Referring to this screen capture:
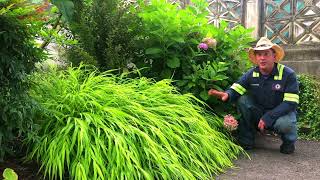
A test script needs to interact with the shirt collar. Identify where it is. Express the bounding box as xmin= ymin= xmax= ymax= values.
xmin=254 ymin=63 xmax=279 ymax=76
